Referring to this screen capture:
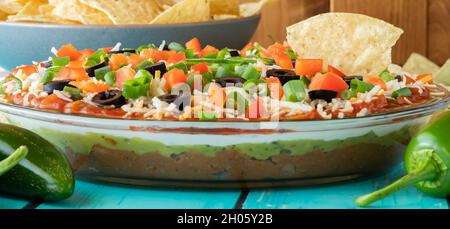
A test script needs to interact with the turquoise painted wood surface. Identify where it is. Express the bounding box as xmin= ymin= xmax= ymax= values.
xmin=0 ymin=195 xmax=29 ymax=209
xmin=242 ymin=164 xmax=449 ymax=209
xmin=38 ymin=180 xmax=241 ymax=209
